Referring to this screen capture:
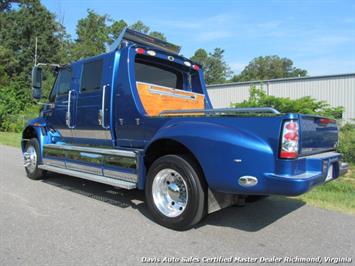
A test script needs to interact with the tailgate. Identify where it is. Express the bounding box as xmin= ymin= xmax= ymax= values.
xmin=300 ymin=115 xmax=338 ymax=156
